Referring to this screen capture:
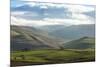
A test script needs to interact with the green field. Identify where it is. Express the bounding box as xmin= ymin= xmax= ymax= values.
xmin=11 ymin=49 xmax=95 ymax=66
